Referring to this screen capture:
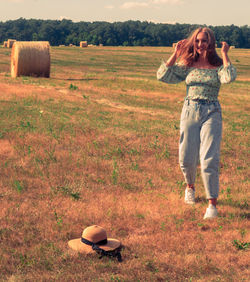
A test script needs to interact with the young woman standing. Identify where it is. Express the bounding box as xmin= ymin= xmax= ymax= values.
xmin=157 ymin=27 xmax=236 ymax=219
